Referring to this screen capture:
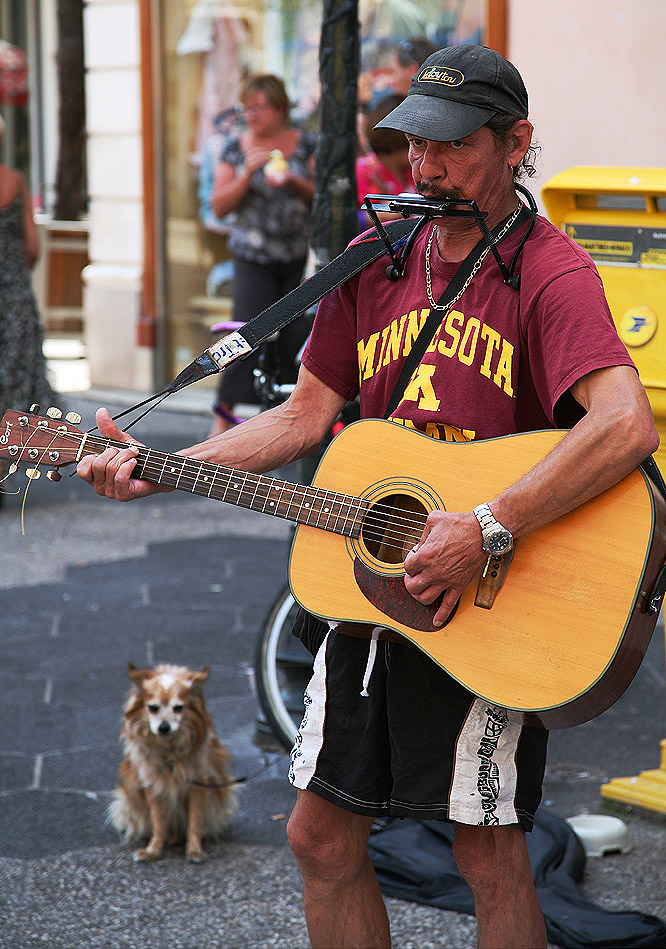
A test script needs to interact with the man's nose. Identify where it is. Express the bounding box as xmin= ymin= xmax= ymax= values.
xmin=415 ymin=143 xmax=443 ymax=180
